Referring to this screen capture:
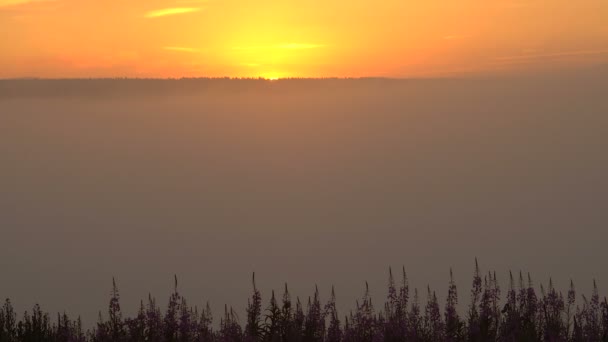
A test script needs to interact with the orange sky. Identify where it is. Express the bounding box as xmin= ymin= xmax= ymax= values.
xmin=1 ymin=0 xmax=607 ymax=78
